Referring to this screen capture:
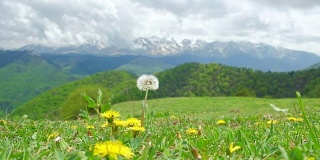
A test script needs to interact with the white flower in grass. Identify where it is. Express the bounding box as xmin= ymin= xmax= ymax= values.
xmin=137 ymin=74 xmax=159 ymax=91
